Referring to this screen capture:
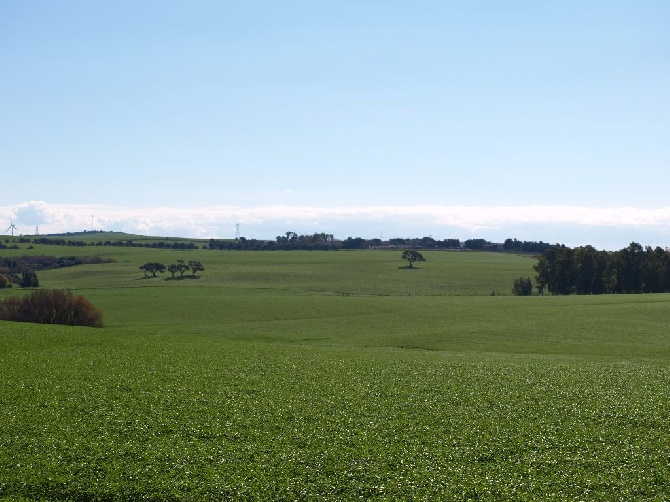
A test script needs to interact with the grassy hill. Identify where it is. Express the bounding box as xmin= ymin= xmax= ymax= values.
xmin=1 ymin=240 xmax=669 ymax=499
